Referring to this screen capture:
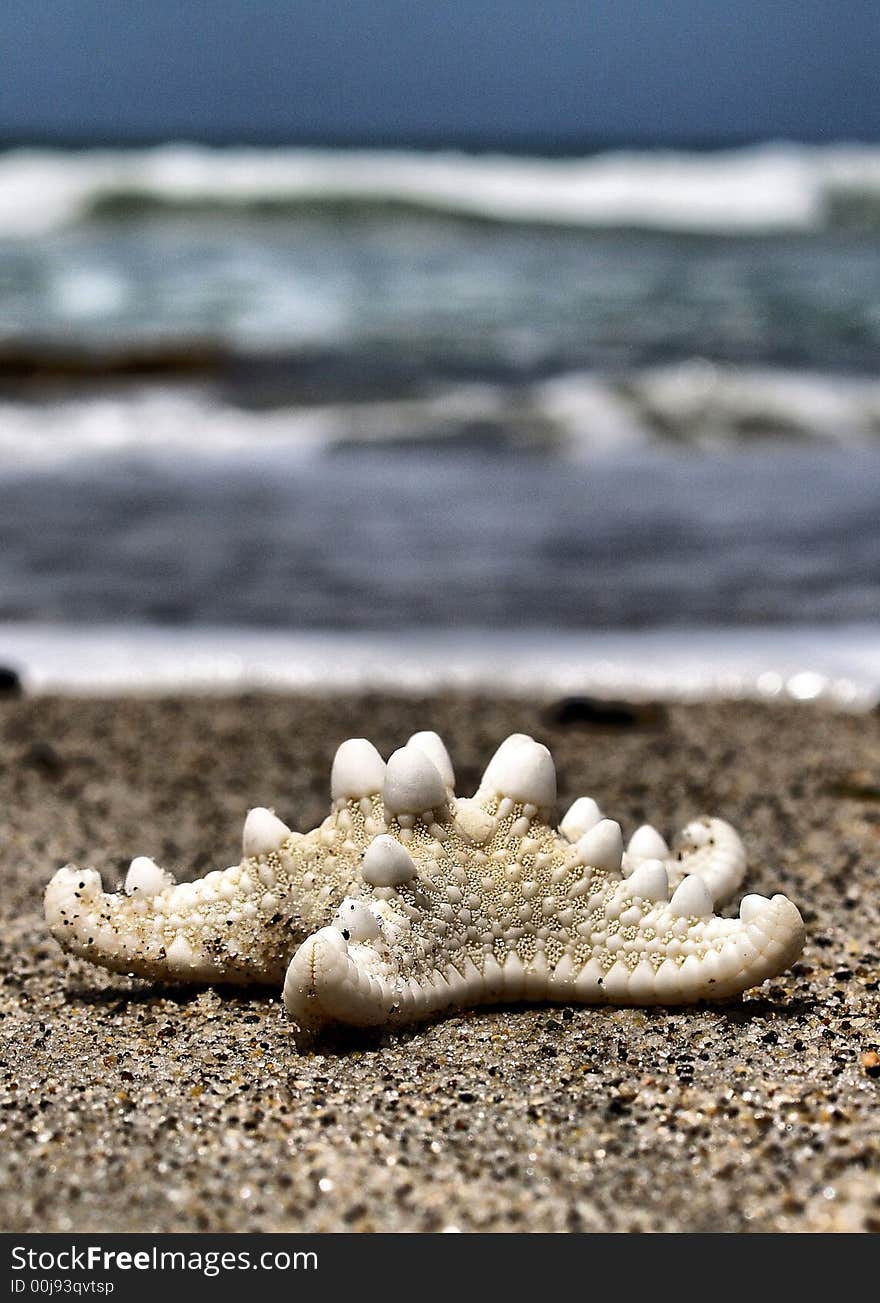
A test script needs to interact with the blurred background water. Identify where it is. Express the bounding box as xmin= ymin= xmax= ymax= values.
xmin=0 ymin=3 xmax=878 ymax=692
